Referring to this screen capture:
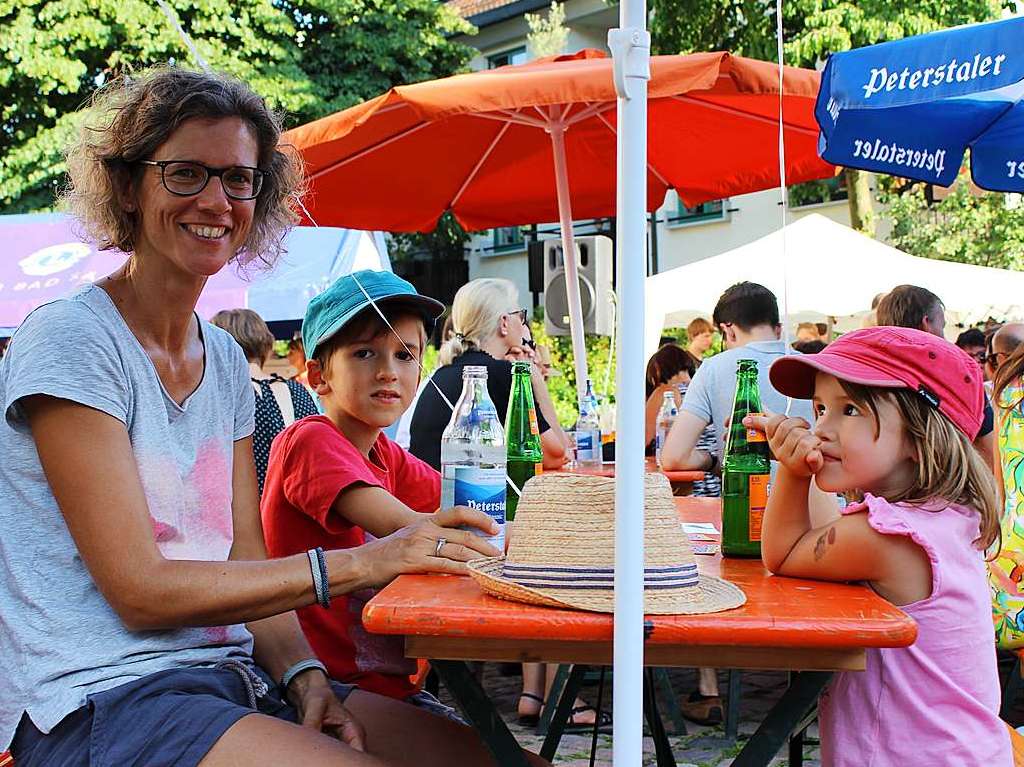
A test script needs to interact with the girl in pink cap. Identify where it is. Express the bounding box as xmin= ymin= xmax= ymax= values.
xmin=746 ymin=326 xmax=1010 ymax=766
